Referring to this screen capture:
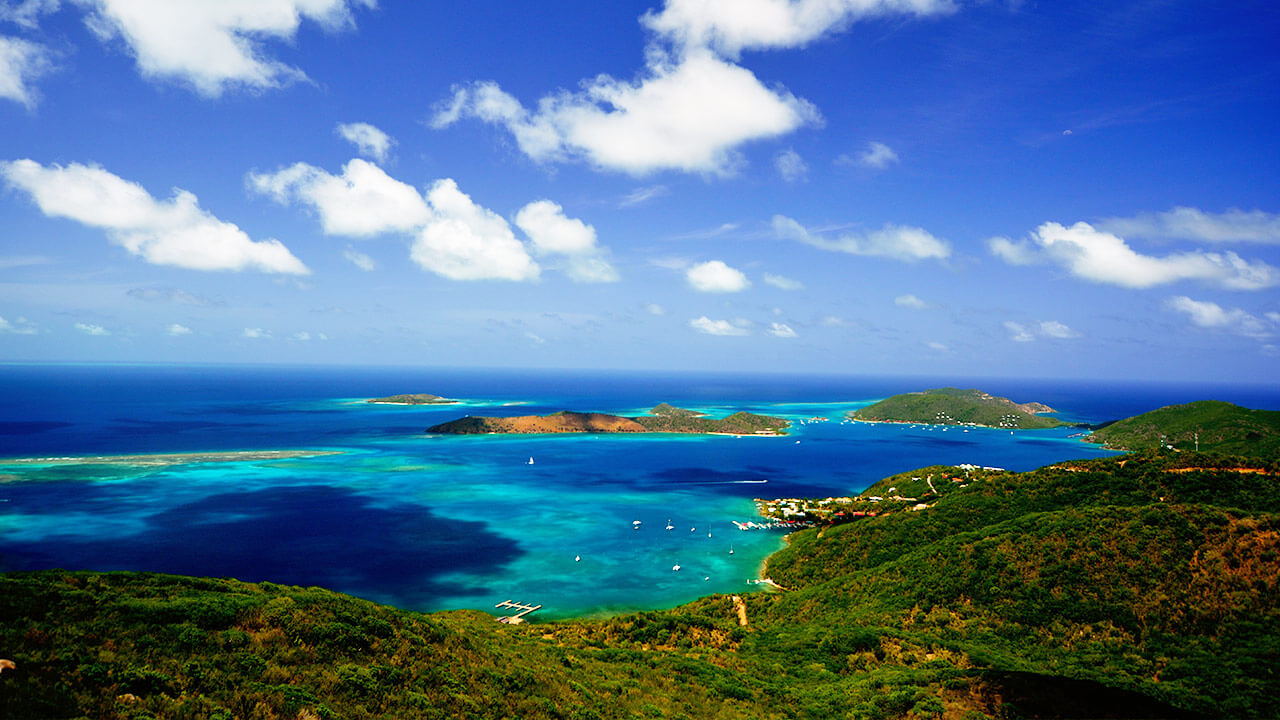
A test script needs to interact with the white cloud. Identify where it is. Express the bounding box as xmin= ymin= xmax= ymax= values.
xmin=894 ymin=293 xmax=928 ymax=309
xmin=1005 ymin=319 xmax=1081 ymax=342
xmin=127 ymin=287 xmax=220 ymax=306
xmin=642 ymin=0 xmax=956 ymax=56
xmin=432 ymin=50 xmax=820 ymax=176
xmin=74 ymin=322 xmax=109 ymax=336
xmin=619 ymin=185 xmax=669 ymax=207
xmin=774 ymin=215 xmax=950 ymax=262
xmin=763 ymin=273 xmax=803 ymax=290
xmin=1003 ymin=321 xmax=1034 ymax=343
xmin=0 ymin=1 xmax=60 ymax=29
xmin=0 ymin=314 xmax=38 ymax=334
xmin=336 ymin=122 xmax=393 ymax=163
xmin=243 ymin=327 xmax=270 ymax=339
xmin=1038 ymin=320 xmax=1080 ymax=339
xmin=842 ymin=141 xmax=898 ymax=169
xmin=2 ymin=159 xmax=309 ymax=274
xmin=79 ymin=0 xmax=375 ymax=97
xmin=249 ymin=159 xmax=431 ymax=238
xmin=1268 ymin=312 xmax=1280 ymax=325
xmin=292 ymin=331 xmax=311 ymax=341
xmin=686 ymin=259 xmax=750 ymax=292
xmin=927 ymin=341 xmax=948 ymax=352
xmin=1097 ymin=207 xmax=1280 ymax=244
xmin=690 ymin=316 xmax=749 ymax=336
xmin=525 ymin=331 xmax=546 ymax=345
xmin=819 ymin=315 xmax=845 ymax=327
xmin=775 ymin=148 xmax=807 ymax=182
xmin=0 ymin=35 xmax=53 ymax=108
xmin=343 ymin=246 xmax=375 ymax=271
xmin=166 ymin=323 xmax=191 ymax=336
xmin=645 ymin=303 xmax=667 ymax=316
xmin=1167 ymin=296 xmax=1271 ymax=339
xmin=768 ymin=322 xmax=797 ymax=338
xmin=411 ymin=179 xmax=539 ymax=282
xmin=991 ymin=221 xmax=1278 ymax=290
xmin=514 ymin=200 xmax=618 ymax=283
xmin=986 ymin=236 xmax=1040 ymax=265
